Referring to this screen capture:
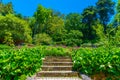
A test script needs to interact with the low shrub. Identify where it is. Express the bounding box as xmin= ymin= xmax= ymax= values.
xmin=0 ymin=47 xmax=43 ymax=80
xmin=0 ymin=44 xmax=13 ymax=50
xmin=40 ymin=46 xmax=71 ymax=57
xmin=64 ymin=30 xmax=83 ymax=46
xmin=72 ymin=47 xmax=120 ymax=79
xmin=33 ymin=33 xmax=52 ymax=45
